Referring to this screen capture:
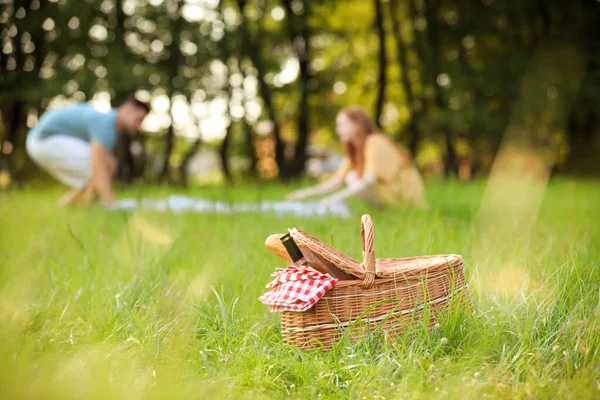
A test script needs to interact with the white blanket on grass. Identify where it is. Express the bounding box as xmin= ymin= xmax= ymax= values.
xmin=106 ymin=195 xmax=351 ymax=218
